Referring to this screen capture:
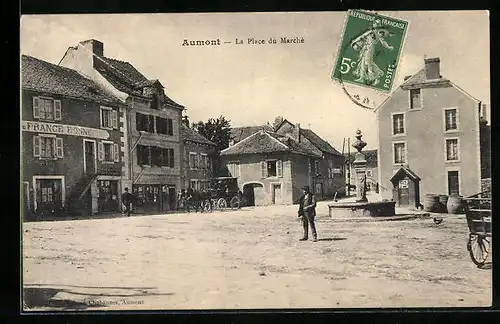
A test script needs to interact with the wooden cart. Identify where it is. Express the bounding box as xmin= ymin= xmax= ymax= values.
xmin=464 ymin=192 xmax=491 ymax=267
